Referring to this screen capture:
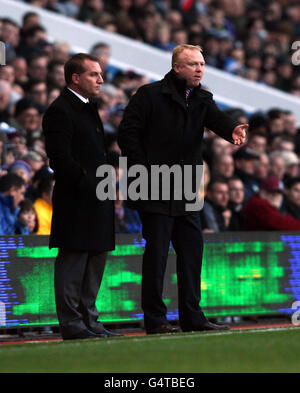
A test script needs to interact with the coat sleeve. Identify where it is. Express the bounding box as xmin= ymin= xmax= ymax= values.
xmin=203 ymin=94 xmax=240 ymax=143
xmin=118 ymin=87 xmax=149 ymax=167
xmin=42 ymin=104 xmax=87 ymax=189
